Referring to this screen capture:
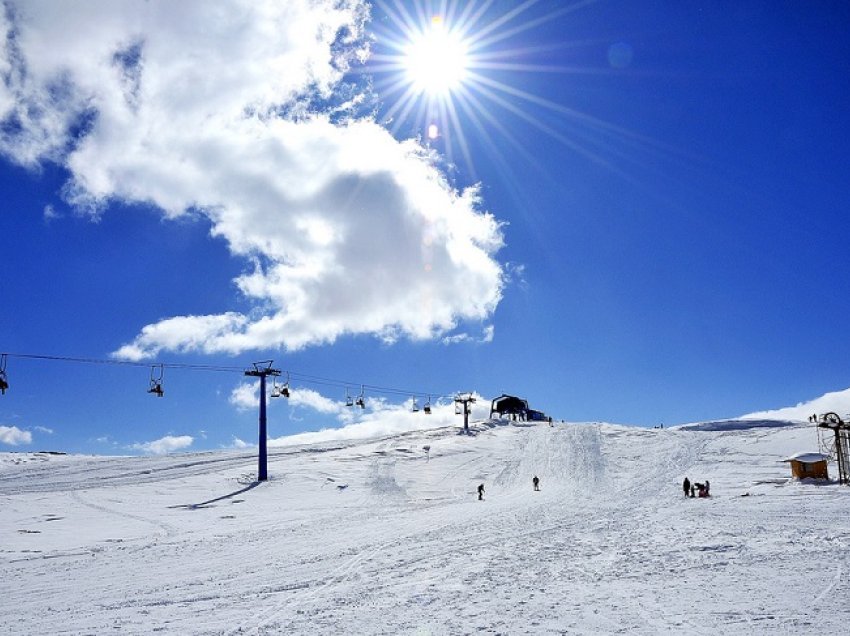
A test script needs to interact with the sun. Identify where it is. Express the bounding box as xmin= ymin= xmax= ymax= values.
xmin=402 ymin=16 xmax=469 ymax=96
xmin=367 ymin=2 xmax=647 ymax=186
